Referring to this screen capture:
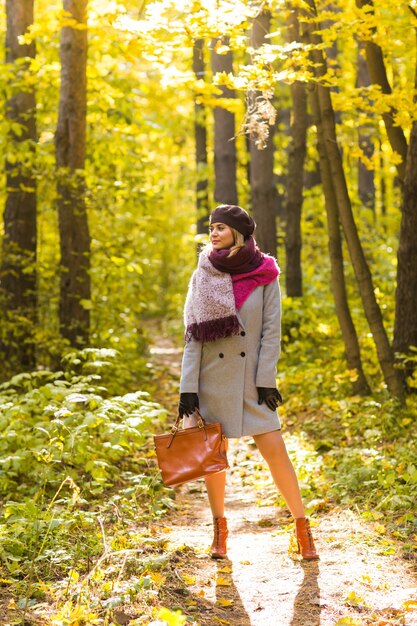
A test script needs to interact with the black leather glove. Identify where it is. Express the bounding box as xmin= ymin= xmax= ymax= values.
xmin=178 ymin=392 xmax=199 ymax=417
xmin=257 ymin=387 xmax=282 ymax=411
